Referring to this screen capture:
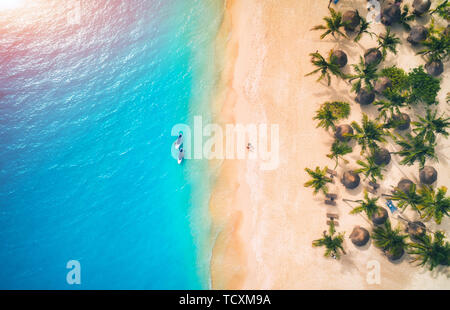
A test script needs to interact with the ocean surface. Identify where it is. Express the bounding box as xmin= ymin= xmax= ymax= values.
xmin=0 ymin=0 xmax=222 ymax=289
